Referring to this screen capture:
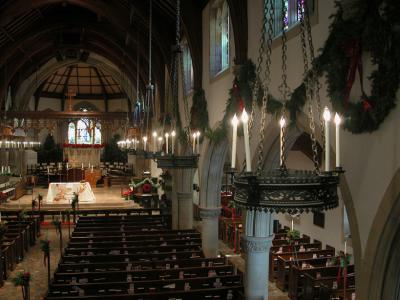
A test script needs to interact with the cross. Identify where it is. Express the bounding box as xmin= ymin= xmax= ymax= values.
xmin=65 ymin=88 xmax=76 ymax=111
